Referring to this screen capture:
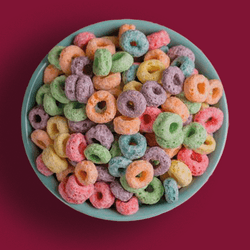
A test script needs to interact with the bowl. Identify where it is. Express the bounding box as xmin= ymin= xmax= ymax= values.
xmin=21 ymin=19 xmax=229 ymax=221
